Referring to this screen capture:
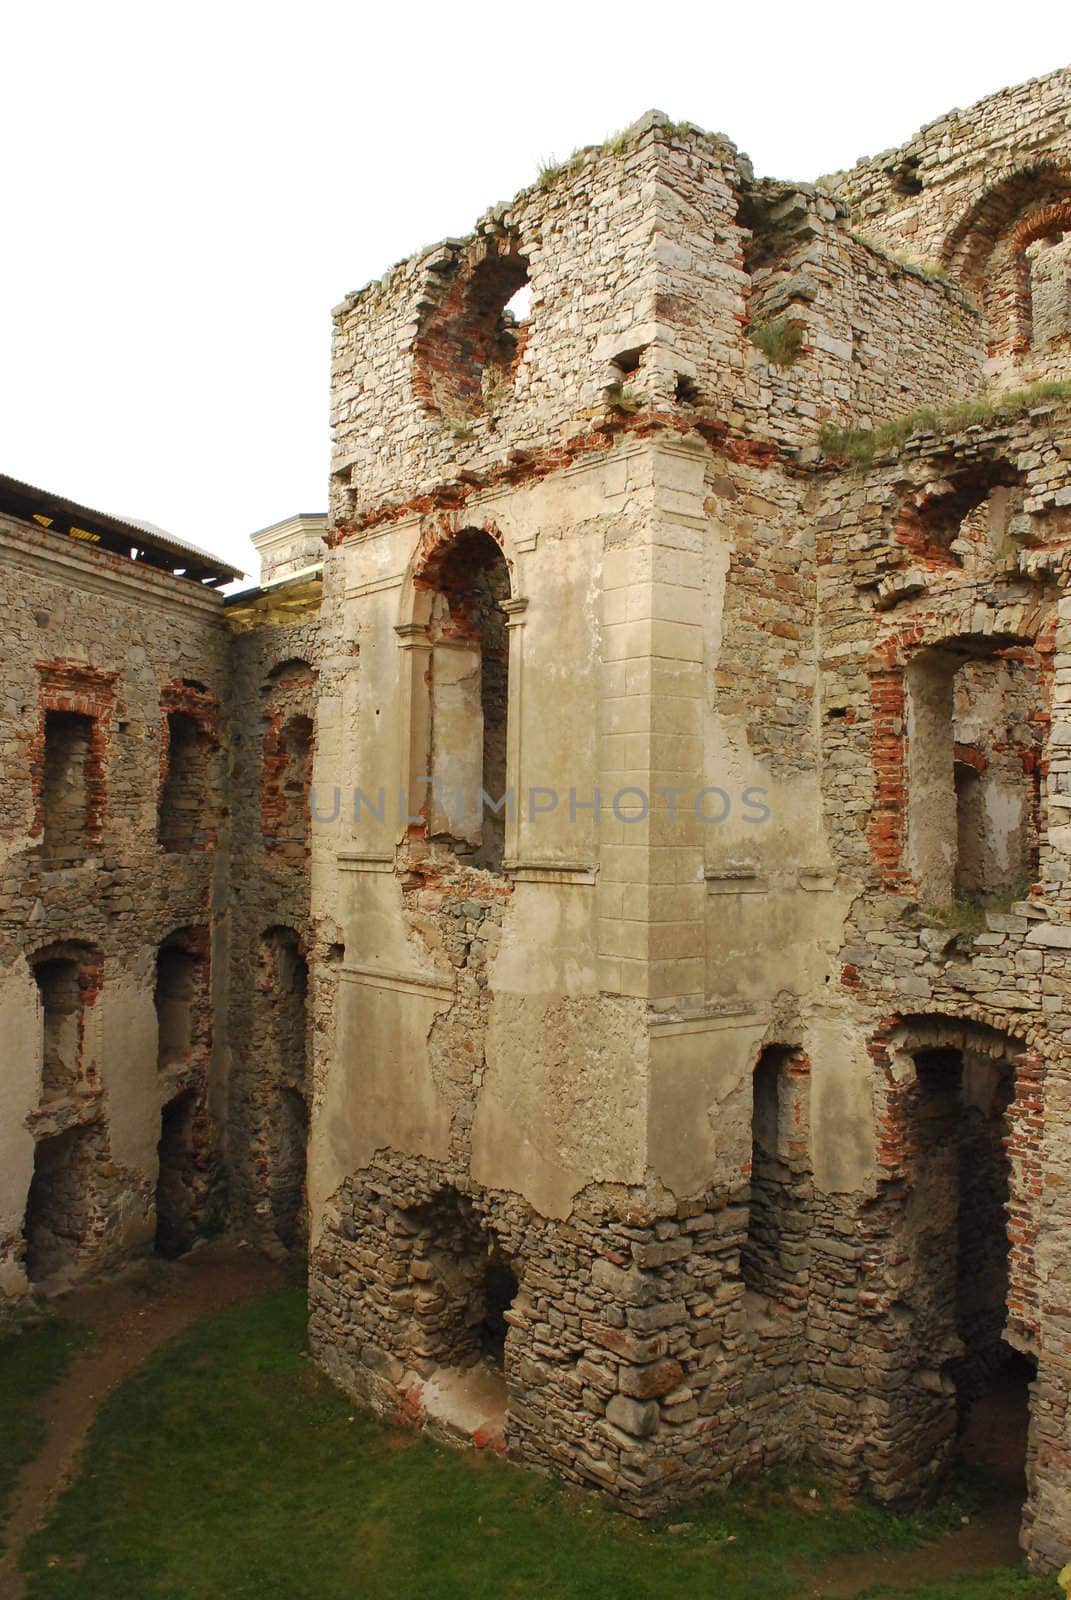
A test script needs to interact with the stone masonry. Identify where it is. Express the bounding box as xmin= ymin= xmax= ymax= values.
xmin=307 ymin=67 xmax=1071 ymax=1575
xmin=3 ymin=64 xmax=1071 ymax=1577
